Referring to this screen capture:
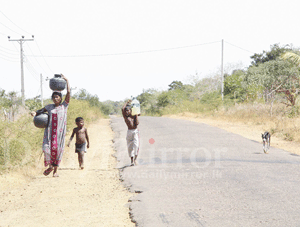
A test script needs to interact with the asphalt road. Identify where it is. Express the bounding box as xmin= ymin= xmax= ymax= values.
xmin=111 ymin=116 xmax=300 ymax=227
